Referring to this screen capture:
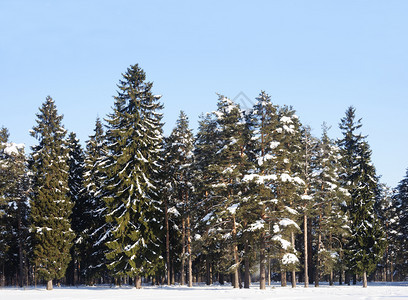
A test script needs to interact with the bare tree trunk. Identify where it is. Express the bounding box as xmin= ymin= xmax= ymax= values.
xmin=46 ymin=279 xmax=53 ymax=290
xmin=244 ymin=243 xmax=250 ymax=288
xmin=315 ymin=230 xmax=321 ymax=287
xmin=291 ymin=231 xmax=296 ymax=288
xmin=164 ymin=197 xmax=171 ymax=285
xmin=181 ymin=217 xmax=186 ymax=285
xmin=304 ymin=214 xmax=309 ymax=287
xmin=329 ymin=270 xmax=334 ymax=286
xmin=187 ymin=213 xmax=193 ymax=287
xmin=390 ymin=263 xmax=394 ymax=282
xmin=232 ymin=215 xmax=240 ymax=289
xmin=260 ymin=234 xmax=266 ymax=289
xmin=206 ymin=257 xmax=211 ymax=285
xmin=268 ymin=257 xmax=271 ymax=286
xmin=135 ymin=275 xmax=142 ymax=289
xmin=363 ymin=271 xmax=367 ymax=288
xmin=171 ymin=259 xmax=175 ymax=284
xmin=281 ymin=271 xmax=287 ymax=287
